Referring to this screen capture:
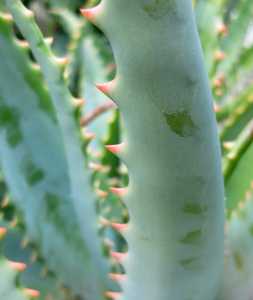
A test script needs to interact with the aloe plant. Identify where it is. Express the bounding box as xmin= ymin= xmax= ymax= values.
xmin=0 ymin=0 xmax=253 ymax=300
